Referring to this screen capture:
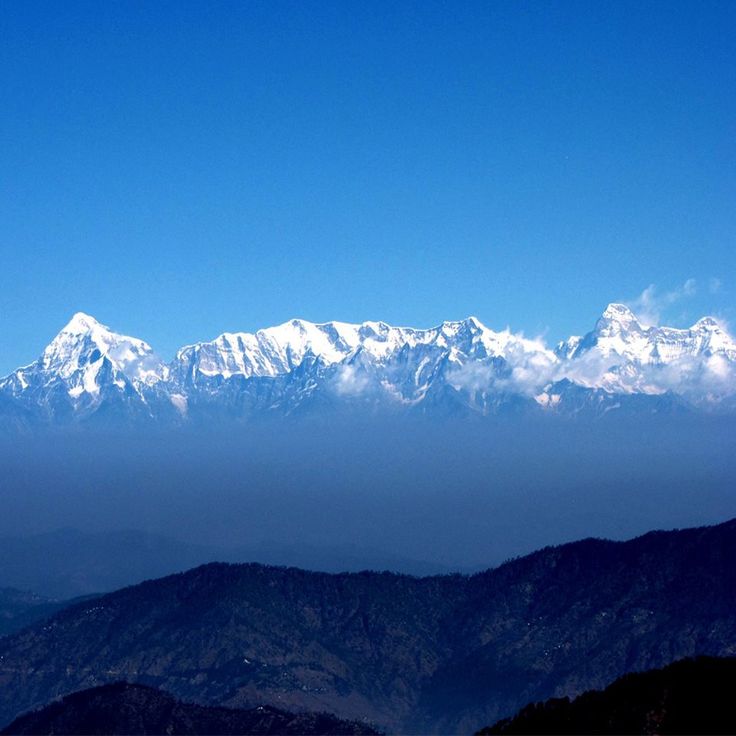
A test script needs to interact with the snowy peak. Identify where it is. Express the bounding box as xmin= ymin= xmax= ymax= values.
xmin=681 ymin=316 xmax=736 ymax=359
xmin=597 ymin=303 xmax=642 ymax=331
xmin=572 ymin=305 xmax=736 ymax=364
xmin=567 ymin=303 xmax=649 ymax=361
xmin=439 ymin=316 xmax=484 ymax=334
xmin=176 ymin=316 xmax=554 ymax=385
xmin=60 ymin=311 xmax=106 ymax=334
xmin=41 ymin=313 xmax=162 ymax=383
xmin=687 ymin=315 xmax=731 ymax=343
xmin=257 ymin=319 xmax=361 ymax=367
xmin=692 ymin=316 xmax=720 ymax=329
xmin=552 ymin=305 xmax=736 ymax=400
xmin=601 ymin=303 xmax=637 ymax=321
xmin=0 ymin=313 xmax=167 ymax=412
xmin=176 ymin=319 xmax=364 ymax=381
